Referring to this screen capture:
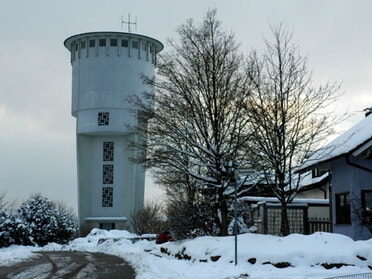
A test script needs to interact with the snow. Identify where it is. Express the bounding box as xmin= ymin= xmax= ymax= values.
xmin=301 ymin=114 xmax=372 ymax=170
xmin=239 ymin=196 xmax=329 ymax=205
xmin=298 ymin=171 xmax=329 ymax=189
xmin=0 ymin=245 xmax=40 ymax=266
xmin=1 ymin=229 xmax=371 ymax=278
